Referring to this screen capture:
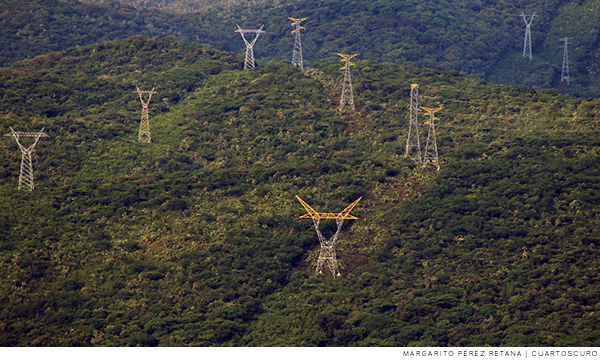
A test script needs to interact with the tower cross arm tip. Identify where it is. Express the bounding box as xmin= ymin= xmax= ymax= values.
xmin=338 ymin=197 xmax=362 ymax=219
xmin=296 ymin=196 xmax=362 ymax=219
xmin=296 ymin=195 xmax=320 ymax=218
